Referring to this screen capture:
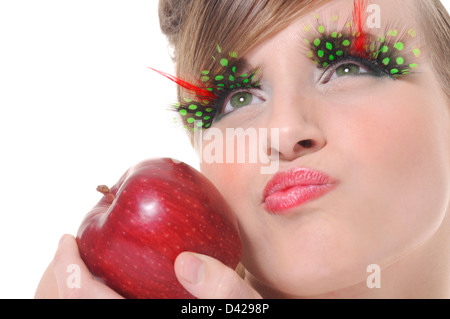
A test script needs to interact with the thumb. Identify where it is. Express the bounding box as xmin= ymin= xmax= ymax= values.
xmin=174 ymin=252 xmax=261 ymax=299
